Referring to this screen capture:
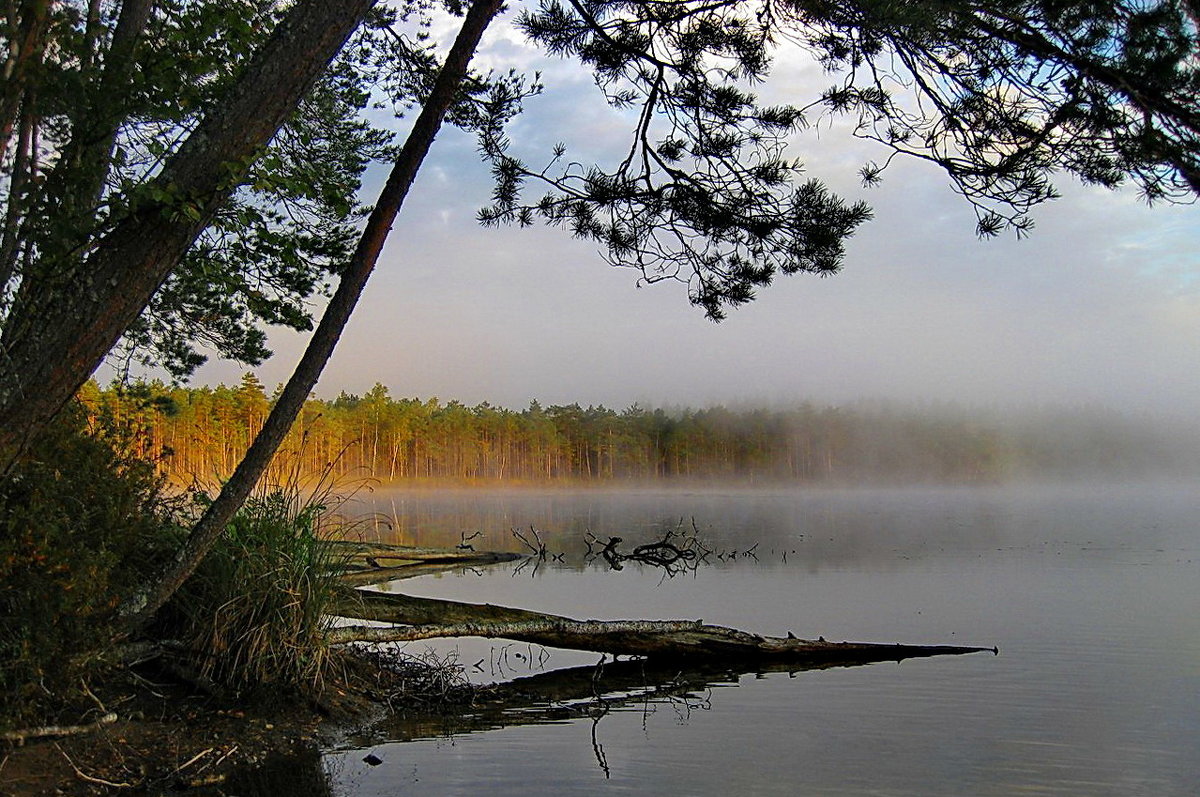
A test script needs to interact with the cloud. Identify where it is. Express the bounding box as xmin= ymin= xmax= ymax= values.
xmin=167 ymin=12 xmax=1200 ymax=423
